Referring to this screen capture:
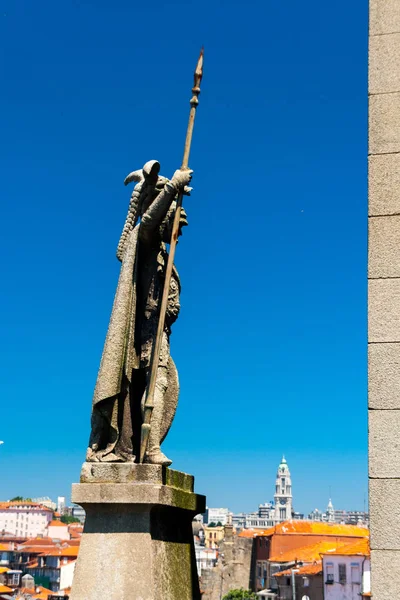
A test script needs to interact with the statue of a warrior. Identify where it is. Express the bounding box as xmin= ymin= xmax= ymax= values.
xmin=86 ymin=160 xmax=193 ymax=466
